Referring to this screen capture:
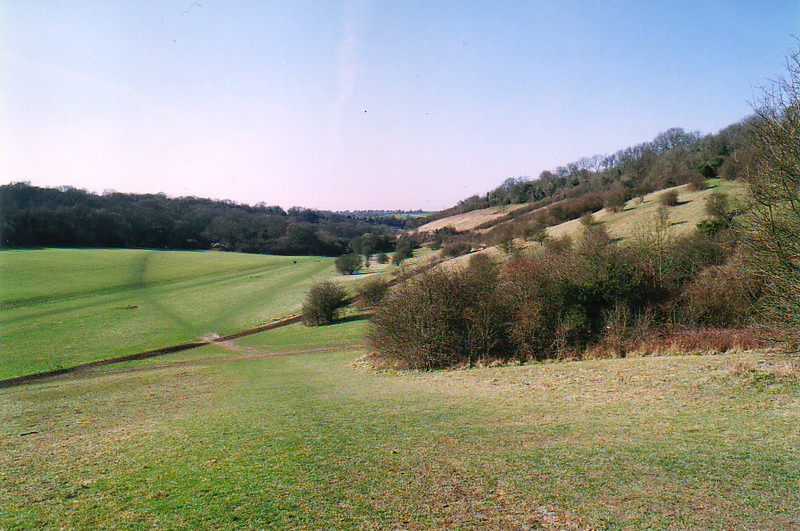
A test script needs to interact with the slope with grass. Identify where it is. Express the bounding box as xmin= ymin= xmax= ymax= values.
xmin=414 ymin=203 xmax=531 ymax=233
xmin=546 ymin=179 xmax=745 ymax=242
xmin=0 ymin=249 xmax=335 ymax=379
xmin=1 ymin=317 xmax=797 ymax=529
